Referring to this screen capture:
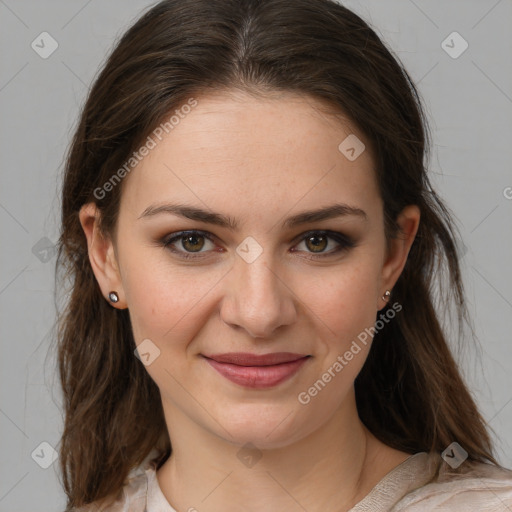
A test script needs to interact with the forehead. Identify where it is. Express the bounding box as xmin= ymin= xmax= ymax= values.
xmin=119 ymin=90 xmax=380 ymax=222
